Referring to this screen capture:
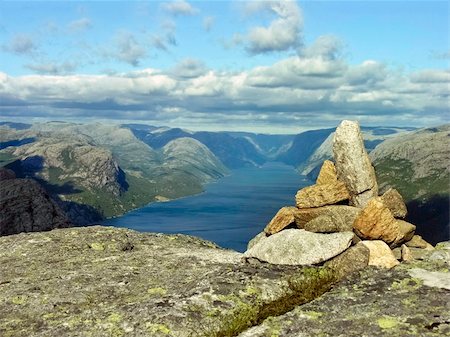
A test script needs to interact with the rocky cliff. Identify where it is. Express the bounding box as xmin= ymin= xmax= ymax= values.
xmin=0 ymin=168 xmax=71 ymax=235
